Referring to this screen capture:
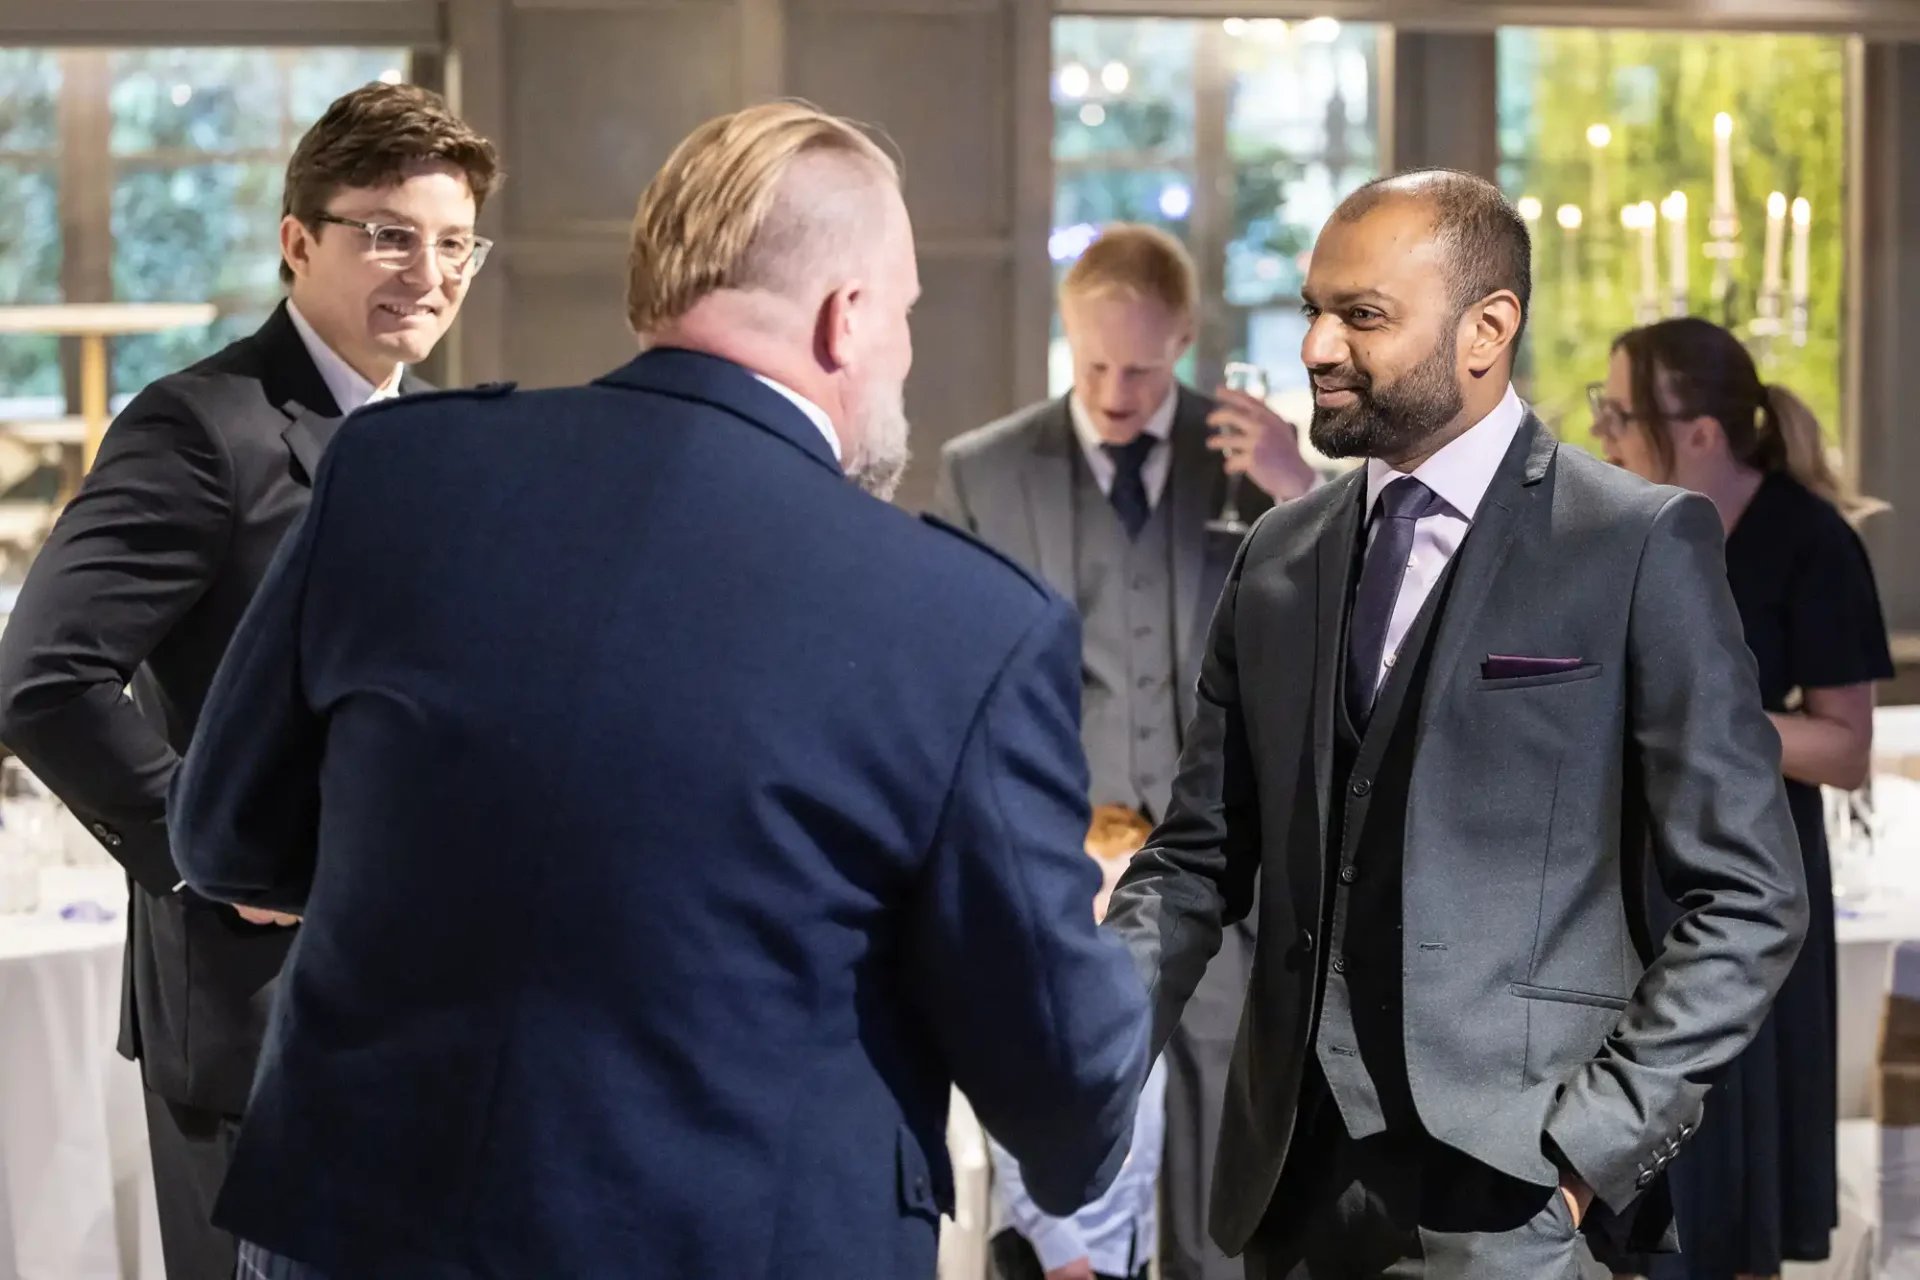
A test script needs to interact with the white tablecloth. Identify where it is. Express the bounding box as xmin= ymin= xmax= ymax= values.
xmin=0 ymin=867 xmax=161 ymax=1280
